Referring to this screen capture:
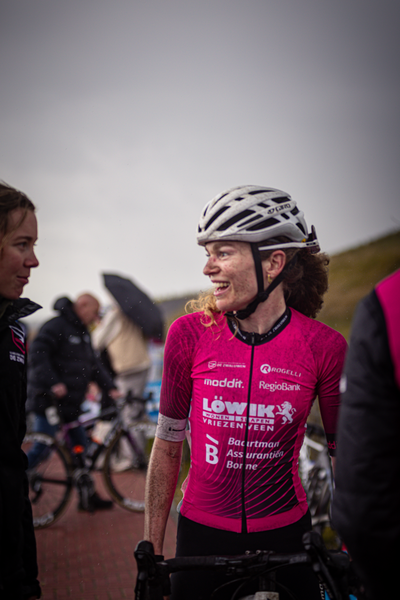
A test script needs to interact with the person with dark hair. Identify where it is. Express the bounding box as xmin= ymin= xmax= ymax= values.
xmin=332 ymin=268 xmax=400 ymax=600
xmin=144 ymin=186 xmax=347 ymax=600
xmin=26 ymin=293 xmax=121 ymax=511
xmin=0 ymin=181 xmax=41 ymax=599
